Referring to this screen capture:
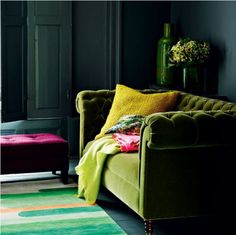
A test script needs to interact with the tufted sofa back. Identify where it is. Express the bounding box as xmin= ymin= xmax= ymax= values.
xmin=76 ymin=89 xmax=236 ymax=158
xmin=176 ymin=93 xmax=236 ymax=112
